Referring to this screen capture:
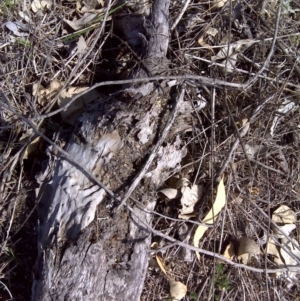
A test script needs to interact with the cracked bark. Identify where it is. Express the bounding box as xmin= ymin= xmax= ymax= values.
xmin=31 ymin=1 xmax=177 ymax=300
